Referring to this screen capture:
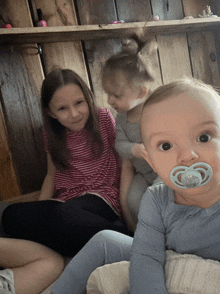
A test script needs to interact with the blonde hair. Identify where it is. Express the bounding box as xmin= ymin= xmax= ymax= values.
xmin=101 ymin=35 xmax=155 ymax=90
xmin=143 ymin=77 xmax=220 ymax=109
